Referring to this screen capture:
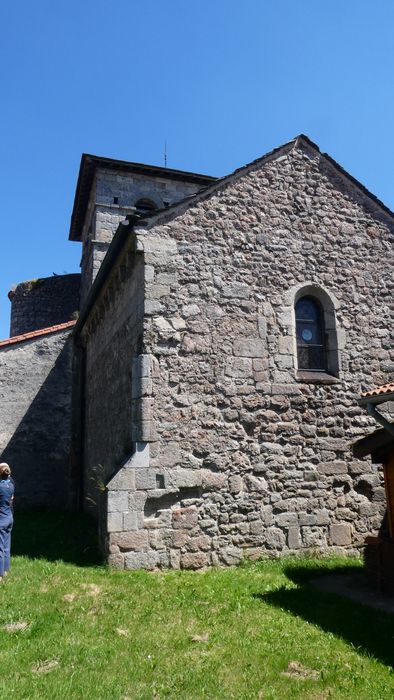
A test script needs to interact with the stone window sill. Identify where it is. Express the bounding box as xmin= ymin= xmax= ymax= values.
xmin=296 ymin=371 xmax=340 ymax=385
